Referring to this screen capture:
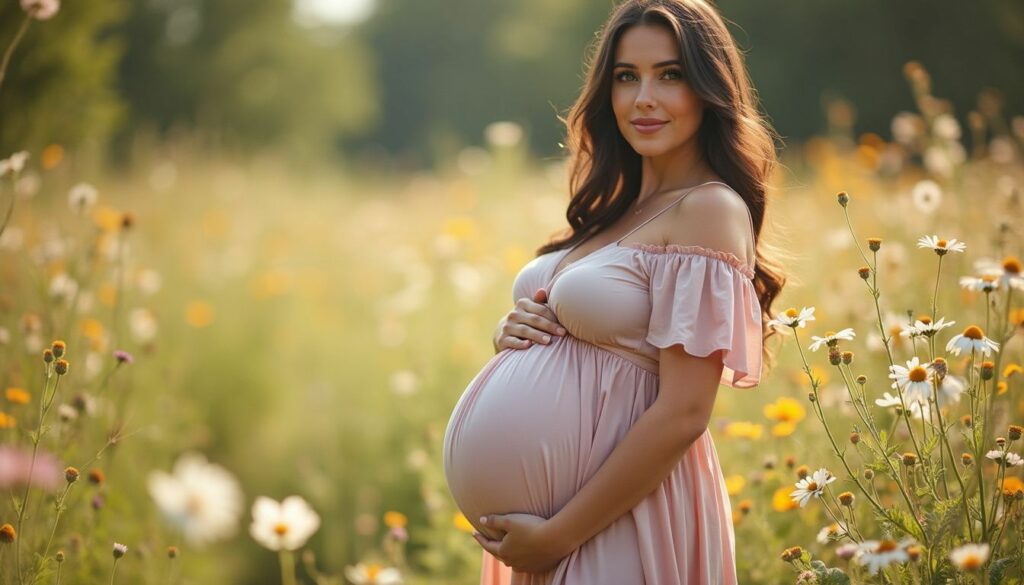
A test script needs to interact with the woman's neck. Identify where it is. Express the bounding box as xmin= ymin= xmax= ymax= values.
xmin=636 ymin=141 xmax=717 ymax=203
